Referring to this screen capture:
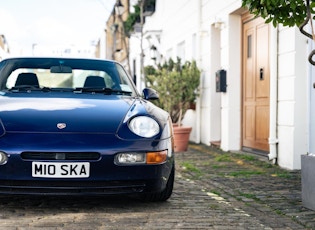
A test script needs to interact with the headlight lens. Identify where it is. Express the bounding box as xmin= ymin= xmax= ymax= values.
xmin=115 ymin=150 xmax=167 ymax=165
xmin=115 ymin=153 xmax=146 ymax=165
xmin=0 ymin=152 xmax=8 ymax=165
xmin=128 ymin=116 xmax=160 ymax=138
